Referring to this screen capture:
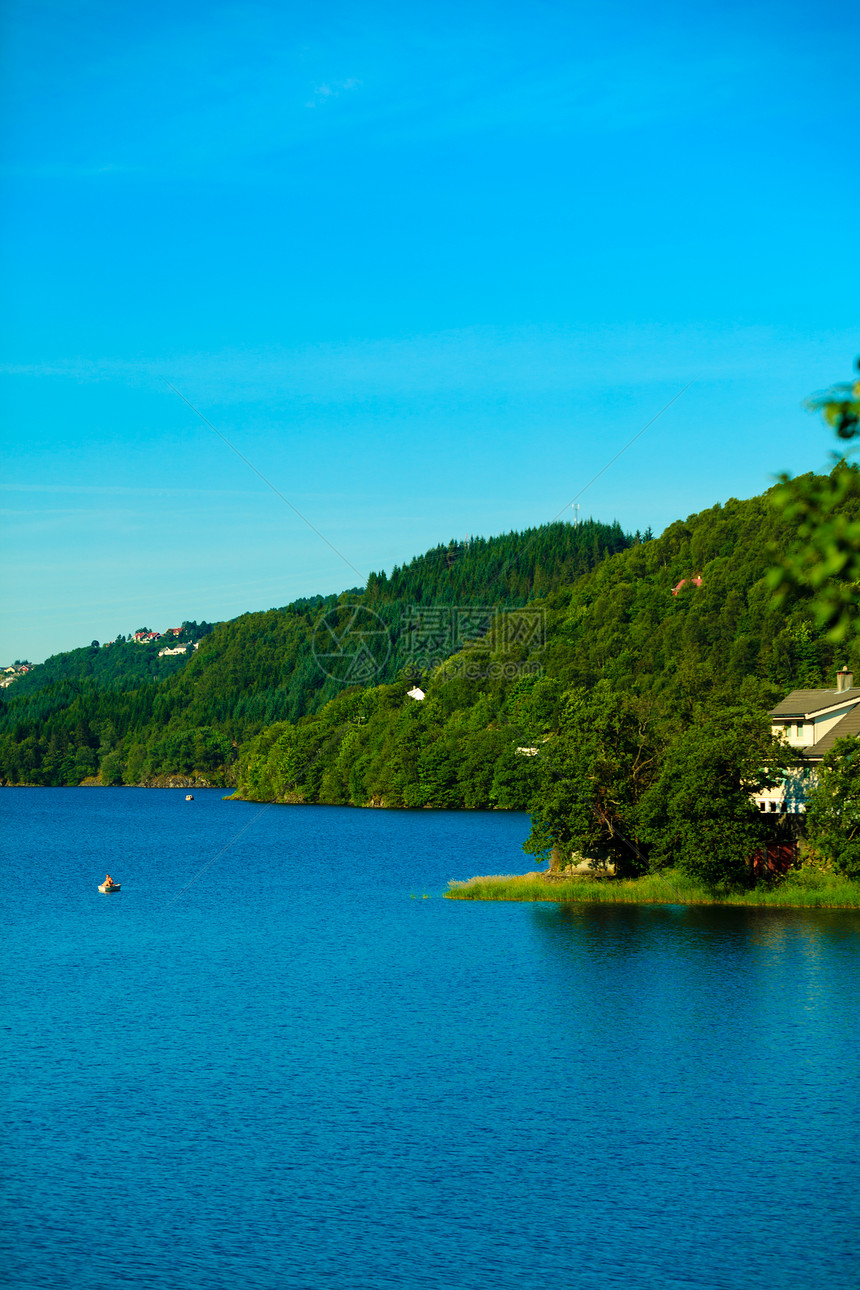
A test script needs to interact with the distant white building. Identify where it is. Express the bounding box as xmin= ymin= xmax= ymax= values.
xmin=407 ymin=686 xmax=425 ymax=701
